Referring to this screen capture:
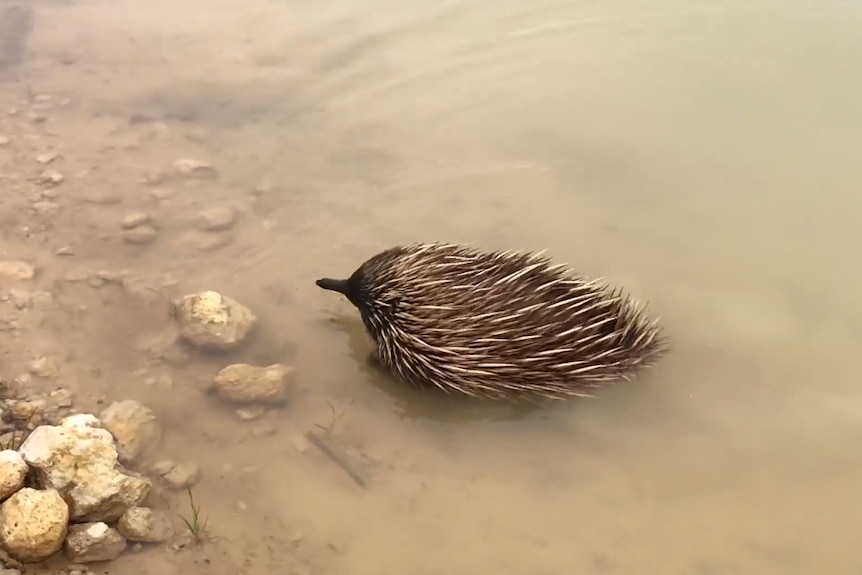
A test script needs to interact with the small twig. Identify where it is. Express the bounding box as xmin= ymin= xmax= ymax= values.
xmin=313 ymin=400 xmax=345 ymax=437
xmin=305 ymin=430 xmax=366 ymax=488
xmin=145 ymin=286 xmax=180 ymax=319
xmin=0 ymin=412 xmax=35 ymax=451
